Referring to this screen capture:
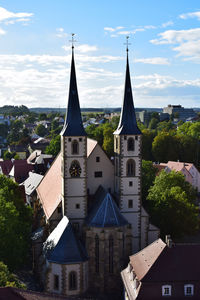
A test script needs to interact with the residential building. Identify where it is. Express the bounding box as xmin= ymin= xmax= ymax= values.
xmin=163 ymin=104 xmax=197 ymax=121
xmin=121 ymin=236 xmax=200 ymax=299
